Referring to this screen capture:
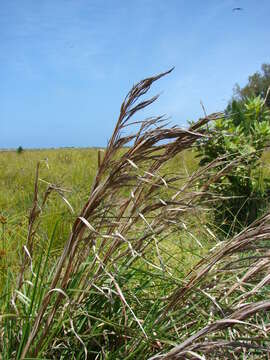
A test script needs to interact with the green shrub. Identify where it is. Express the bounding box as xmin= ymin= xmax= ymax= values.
xmin=197 ymin=96 xmax=270 ymax=236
